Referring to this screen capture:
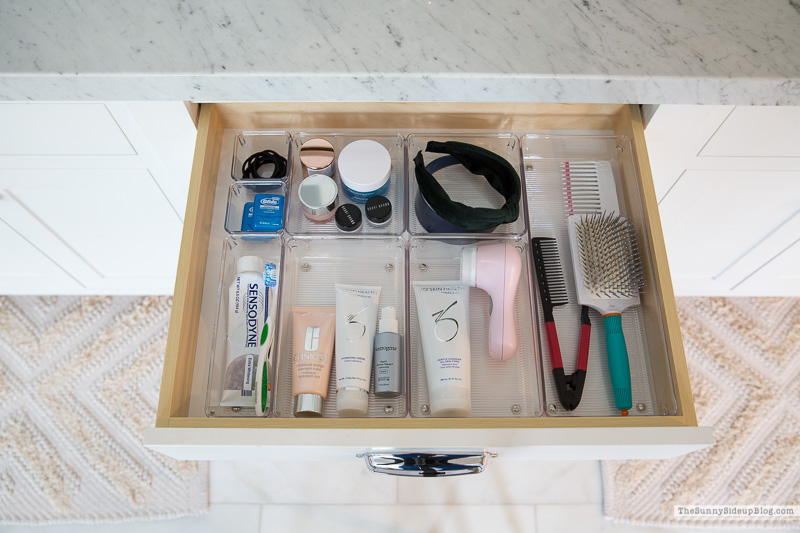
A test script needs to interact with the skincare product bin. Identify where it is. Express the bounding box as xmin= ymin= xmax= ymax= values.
xmin=273 ymin=236 xmax=408 ymax=418
xmin=231 ymin=131 xmax=292 ymax=181
xmin=206 ymin=235 xmax=284 ymax=418
xmin=522 ymin=134 xmax=677 ymax=417
xmin=224 ymin=180 xmax=289 ymax=235
xmin=408 ymin=235 xmax=542 ymax=418
xmin=407 ymin=133 xmax=528 ymax=237
xmin=287 ymin=133 xmax=406 ymax=236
